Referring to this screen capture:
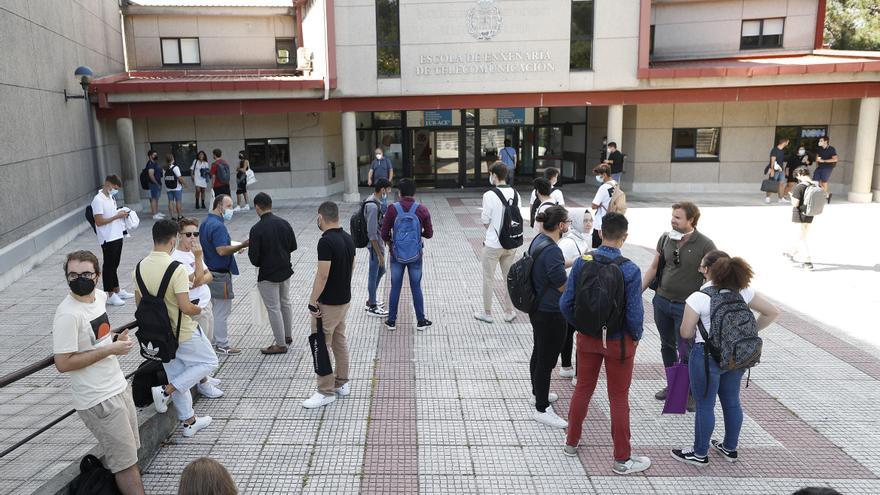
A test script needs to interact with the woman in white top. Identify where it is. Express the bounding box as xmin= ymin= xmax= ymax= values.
xmin=191 ymin=150 xmax=210 ymax=210
xmin=672 ymin=250 xmax=779 ymax=466
xmin=557 ymin=209 xmax=593 ymax=380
